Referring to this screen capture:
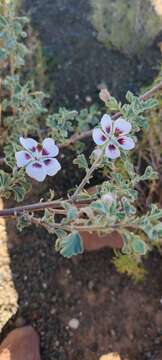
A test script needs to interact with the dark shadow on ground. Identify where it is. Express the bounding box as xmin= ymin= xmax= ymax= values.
xmin=20 ymin=0 xmax=162 ymax=108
